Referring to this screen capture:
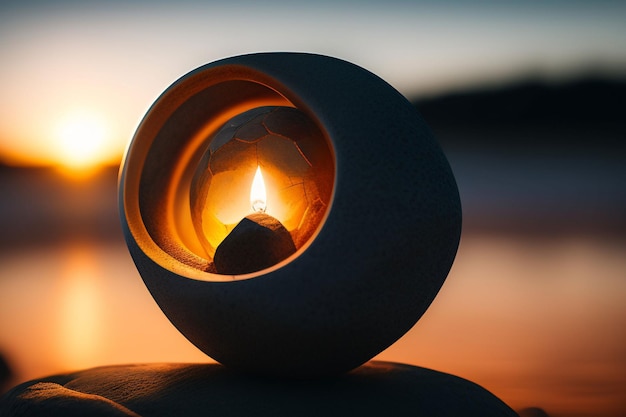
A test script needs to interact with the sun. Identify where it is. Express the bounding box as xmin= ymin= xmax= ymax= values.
xmin=54 ymin=109 xmax=111 ymax=174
